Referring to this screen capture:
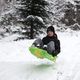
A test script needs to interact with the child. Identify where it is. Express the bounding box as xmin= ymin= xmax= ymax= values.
xmin=32 ymin=26 xmax=60 ymax=57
